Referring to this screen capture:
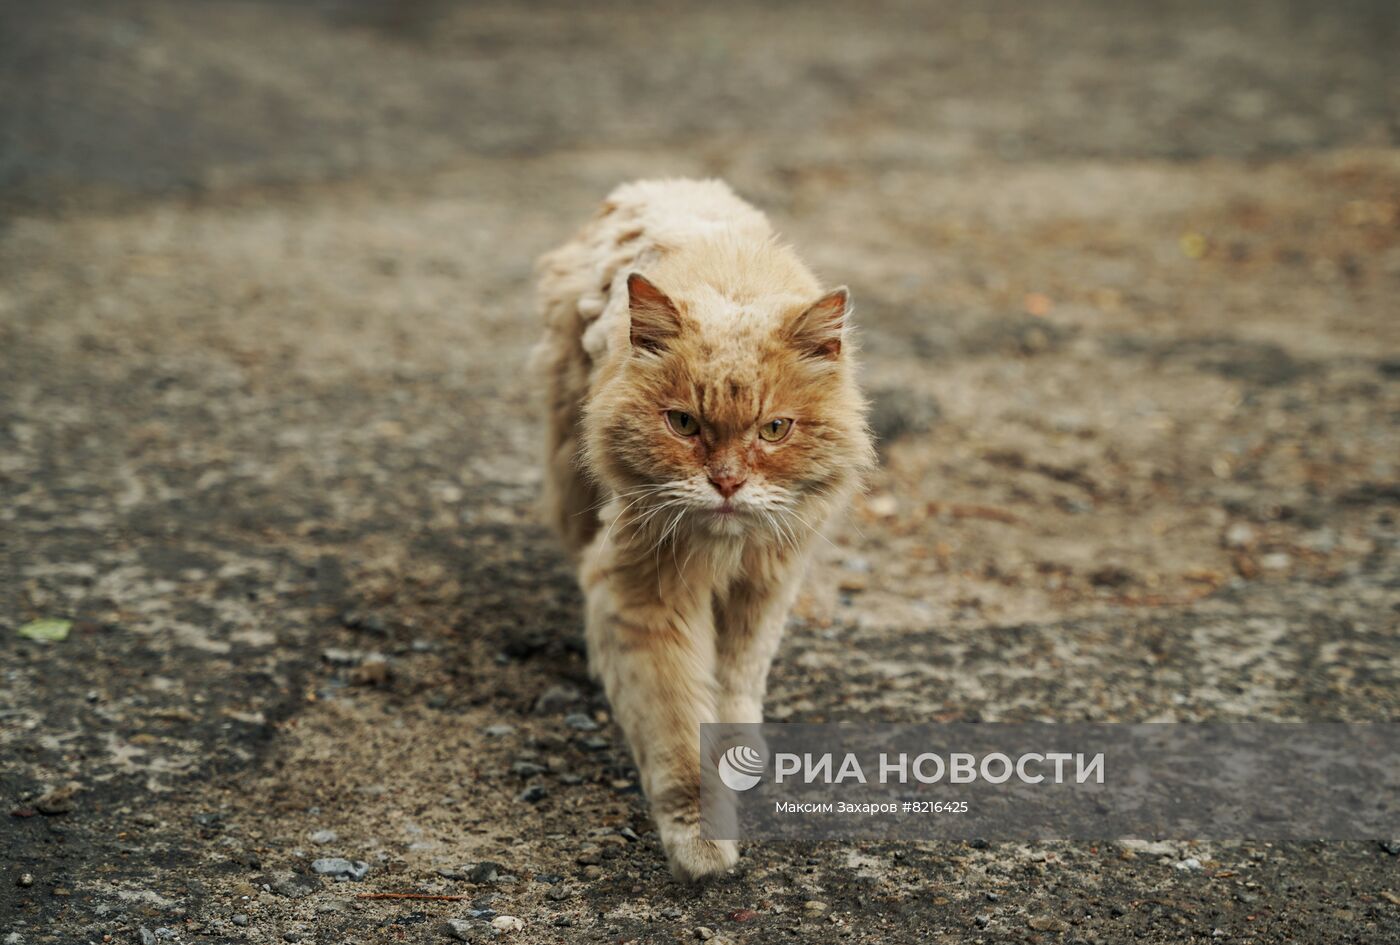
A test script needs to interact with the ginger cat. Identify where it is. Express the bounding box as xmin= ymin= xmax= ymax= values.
xmin=535 ymin=179 xmax=873 ymax=879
